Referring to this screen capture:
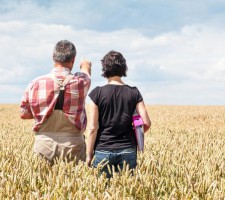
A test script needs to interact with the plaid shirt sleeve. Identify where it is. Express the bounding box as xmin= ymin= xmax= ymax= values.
xmin=75 ymin=72 xmax=91 ymax=93
xmin=20 ymin=81 xmax=33 ymax=114
xmin=71 ymin=72 xmax=91 ymax=131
